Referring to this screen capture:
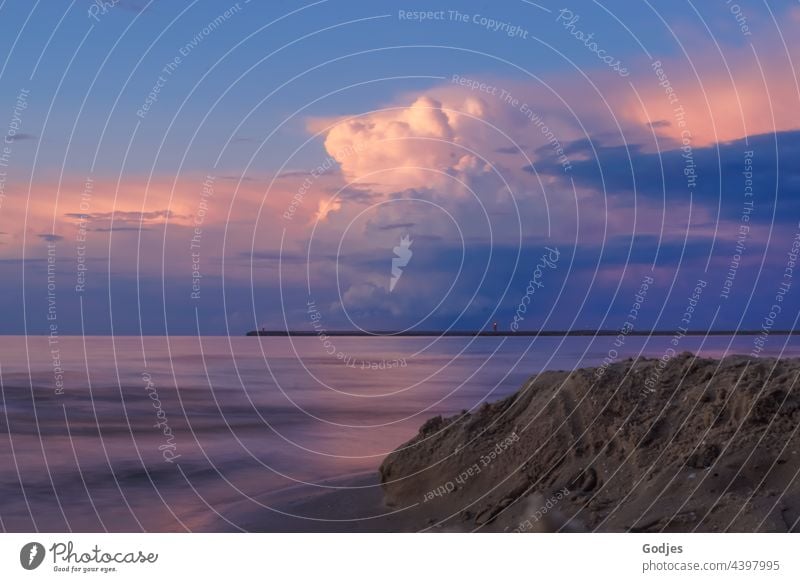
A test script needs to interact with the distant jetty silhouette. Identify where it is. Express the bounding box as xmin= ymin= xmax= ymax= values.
xmin=246 ymin=329 xmax=800 ymax=337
